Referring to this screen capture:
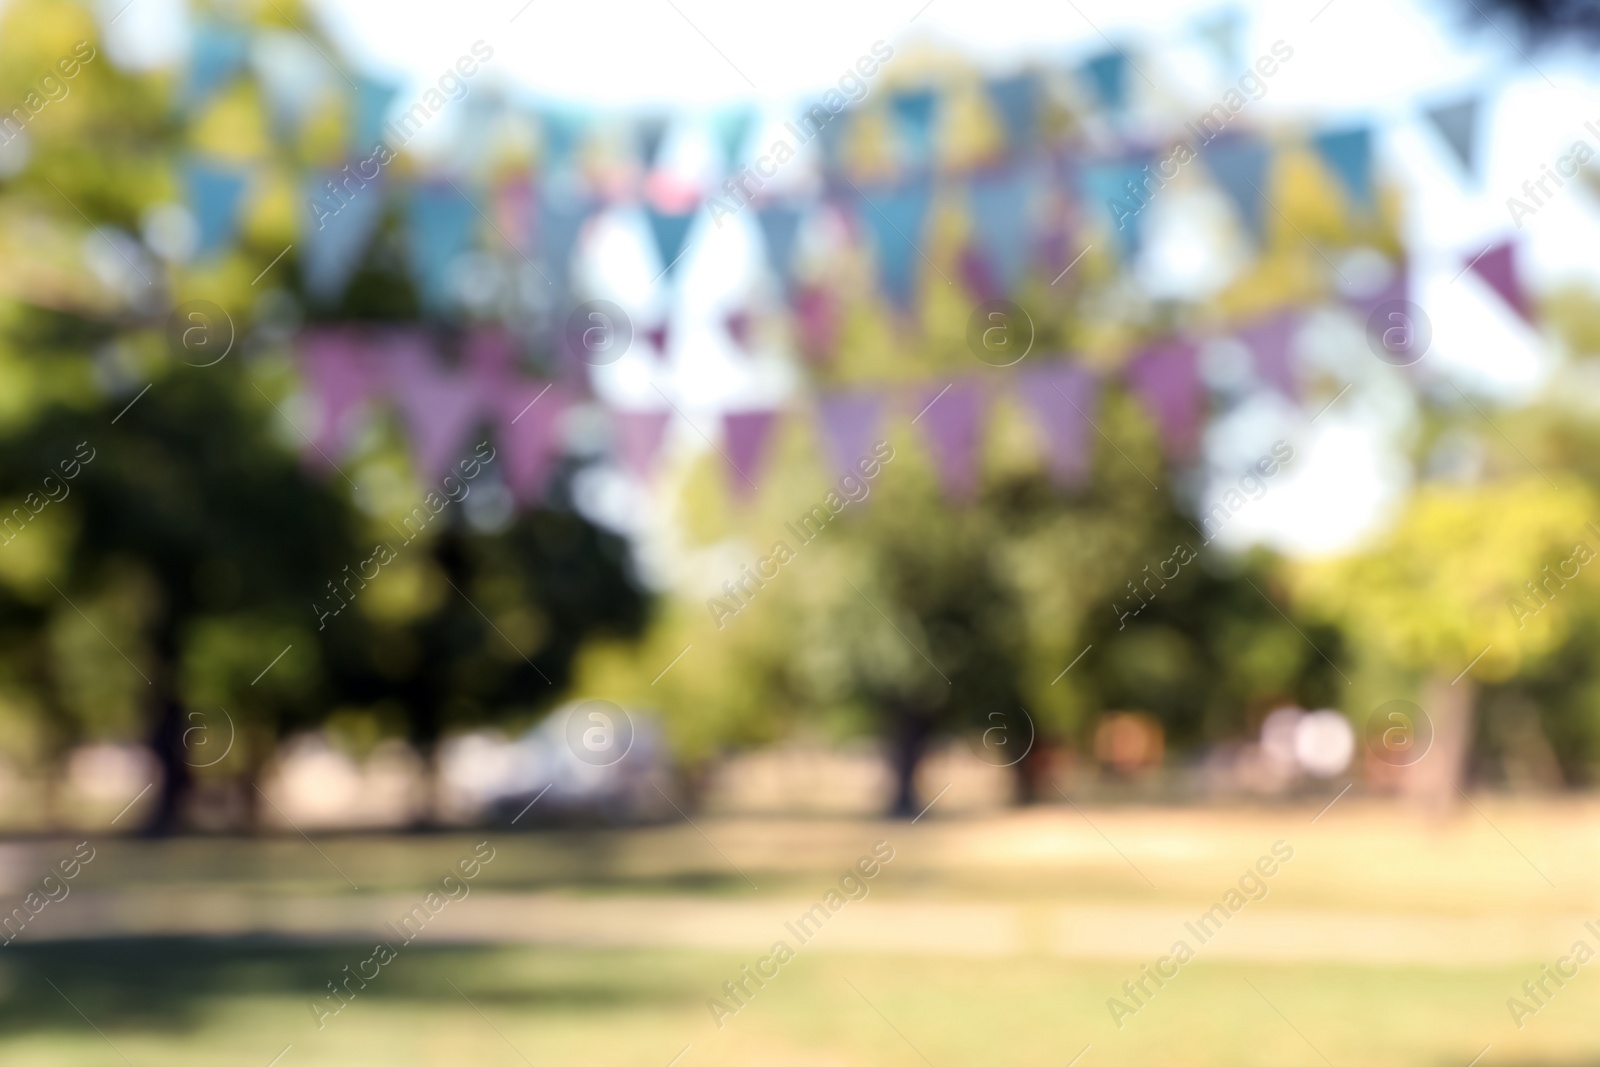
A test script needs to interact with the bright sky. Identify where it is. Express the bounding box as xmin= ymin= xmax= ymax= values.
xmin=79 ymin=0 xmax=1600 ymax=557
